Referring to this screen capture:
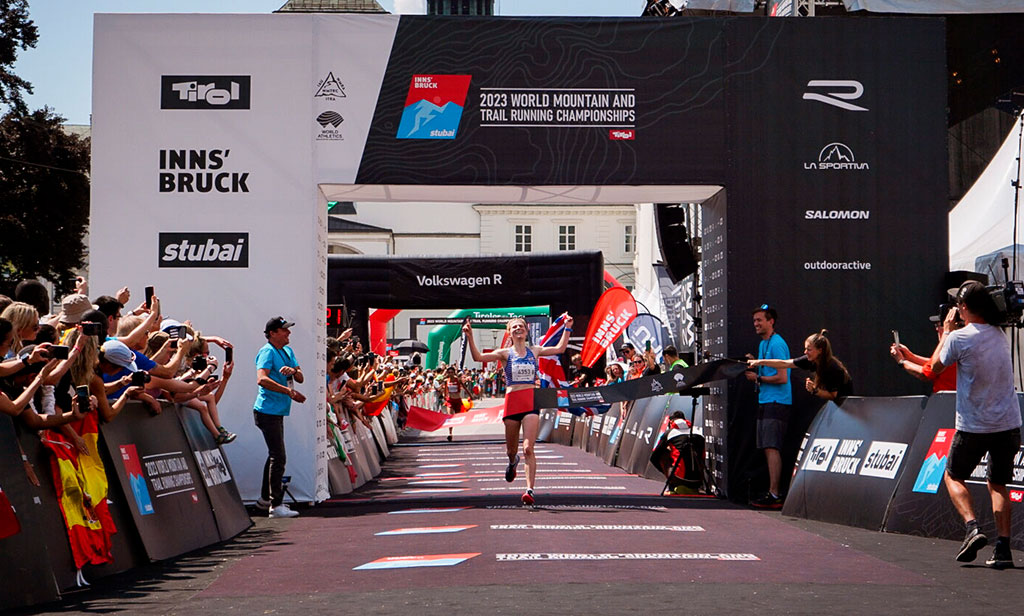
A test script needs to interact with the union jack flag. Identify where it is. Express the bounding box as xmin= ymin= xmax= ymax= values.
xmin=537 ymin=315 xmax=609 ymax=417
